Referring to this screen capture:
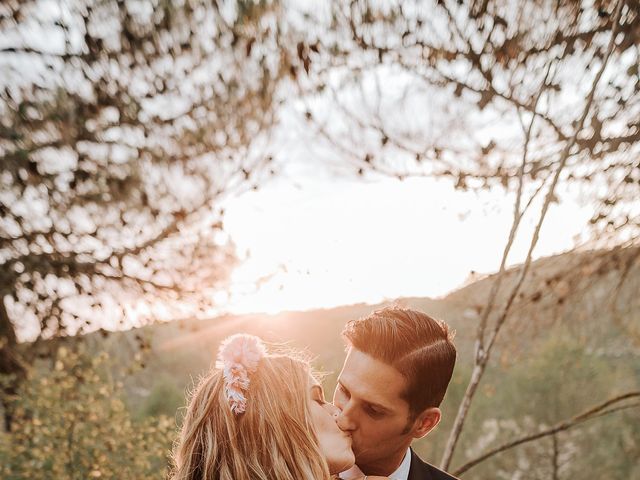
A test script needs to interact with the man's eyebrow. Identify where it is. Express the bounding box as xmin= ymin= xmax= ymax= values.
xmin=364 ymin=400 xmax=392 ymax=413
